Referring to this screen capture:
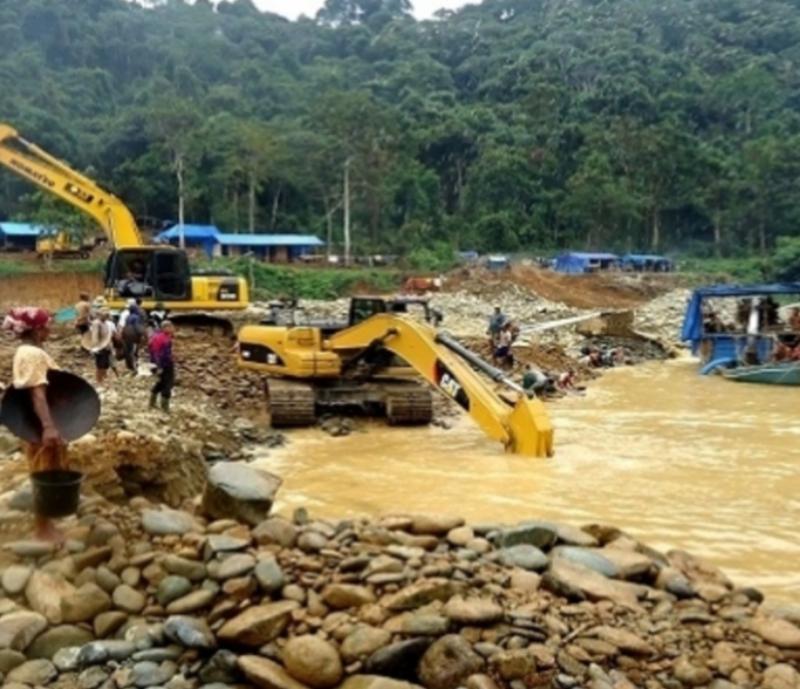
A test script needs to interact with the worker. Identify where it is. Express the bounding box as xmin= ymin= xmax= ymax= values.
xmin=487 ymin=307 xmax=507 ymax=343
xmin=119 ymin=298 xmax=145 ymax=373
xmin=149 ymin=302 xmax=167 ymax=332
xmin=494 ymin=322 xmax=515 ymax=368
xmin=522 ymin=364 xmax=551 ymax=396
xmin=88 ymin=309 xmax=116 ymax=385
xmin=2 ymin=307 xmax=66 ymax=543
xmin=149 ymin=320 xmax=175 ymax=412
xmin=74 ymin=293 xmax=91 ymax=336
